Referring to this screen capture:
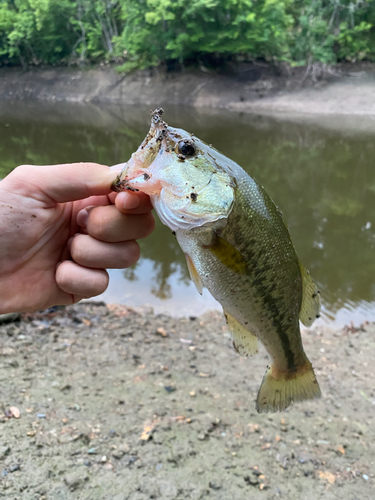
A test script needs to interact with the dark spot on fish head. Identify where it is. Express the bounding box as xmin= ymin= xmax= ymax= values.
xmin=143 ymin=172 xmax=150 ymax=180
xmin=190 ymin=192 xmax=198 ymax=202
